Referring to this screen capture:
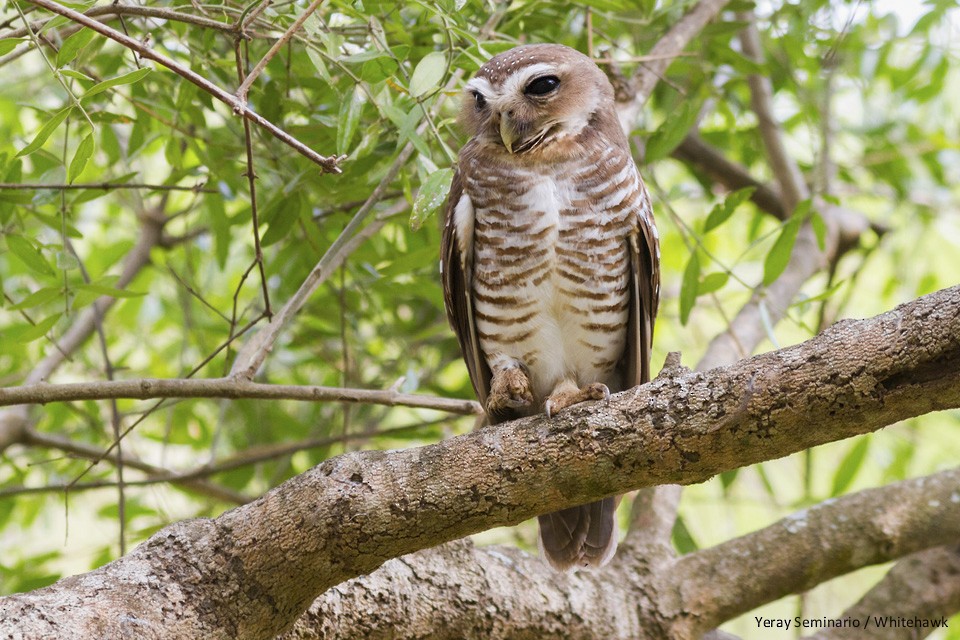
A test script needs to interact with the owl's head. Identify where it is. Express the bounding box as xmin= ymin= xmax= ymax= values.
xmin=459 ymin=44 xmax=615 ymax=157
